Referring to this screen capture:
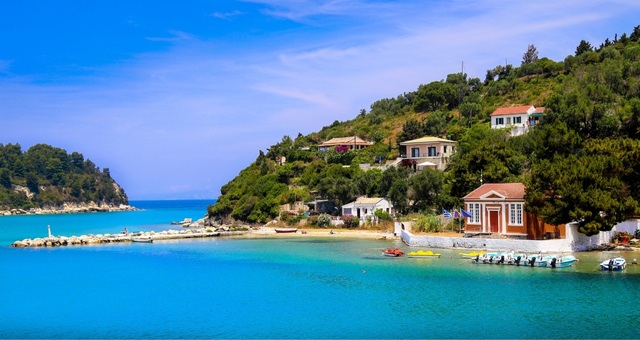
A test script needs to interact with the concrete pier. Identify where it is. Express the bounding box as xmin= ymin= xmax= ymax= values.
xmin=11 ymin=228 xmax=247 ymax=248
